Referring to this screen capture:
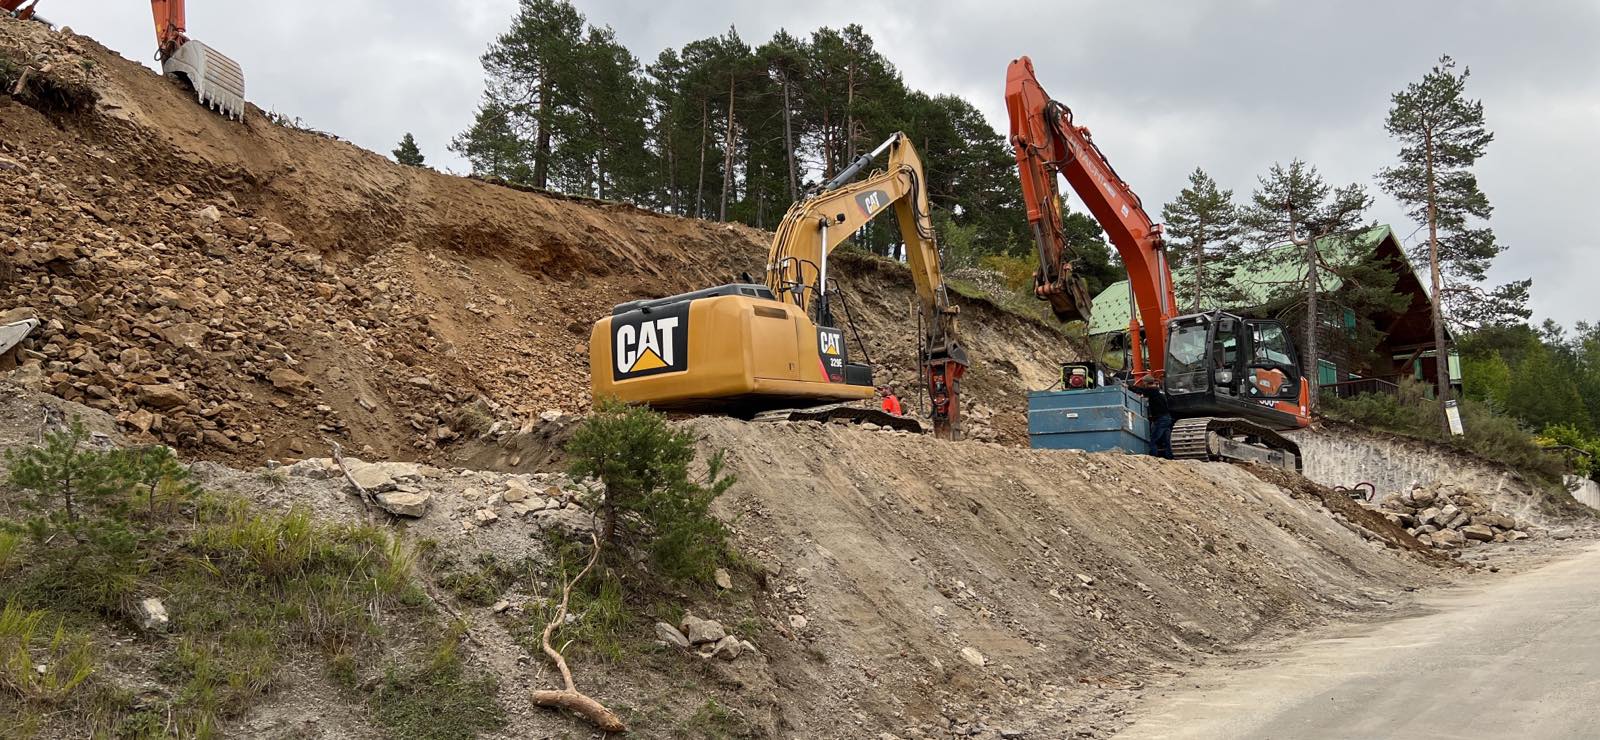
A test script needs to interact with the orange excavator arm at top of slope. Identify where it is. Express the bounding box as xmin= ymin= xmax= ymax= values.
xmin=4 ymin=1 xmax=245 ymax=118
xmin=1005 ymin=55 xmax=1177 ymax=377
